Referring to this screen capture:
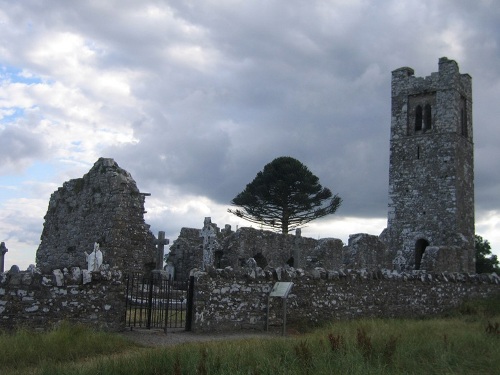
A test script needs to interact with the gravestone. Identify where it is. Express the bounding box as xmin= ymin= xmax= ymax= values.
xmin=199 ymin=217 xmax=217 ymax=271
xmin=165 ymin=261 xmax=175 ymax=280
xmin=154 ymin=231 xmax=169 ymax=270
xmin=0 ymin=242 xmax=7 ymax=273
xmin=84 ymin=242 xmax=103 ymax=272
xmin=392 ymin=250 xmax=407 ymax=272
